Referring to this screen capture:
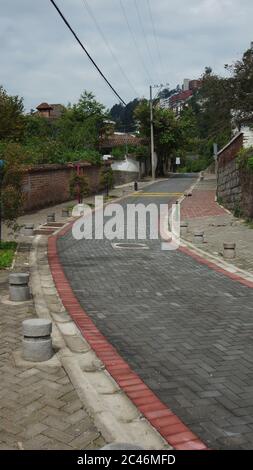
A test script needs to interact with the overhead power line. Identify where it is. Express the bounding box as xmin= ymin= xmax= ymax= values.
xmin=147 ymin=0 xmax=165 ymax=81
xmin=81 ymin=0 xmax=139 ymax=98
xmin=133 ymin=0 xmax=156 ymax=72
xmin=119 ymin=0 xmax=153 ymax=85
xmin=49 ymin=0 xmax=126 ymax=105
